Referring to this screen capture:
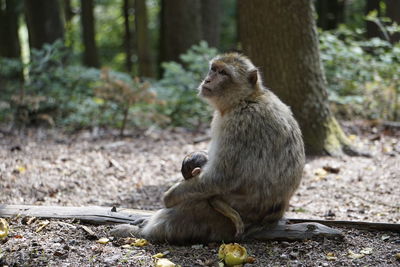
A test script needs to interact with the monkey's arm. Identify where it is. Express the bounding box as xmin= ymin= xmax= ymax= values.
xmin=163 ymin=175 xmax=218 ymax=208
xmin=164 ymin=148 xmax=243 ymax=208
